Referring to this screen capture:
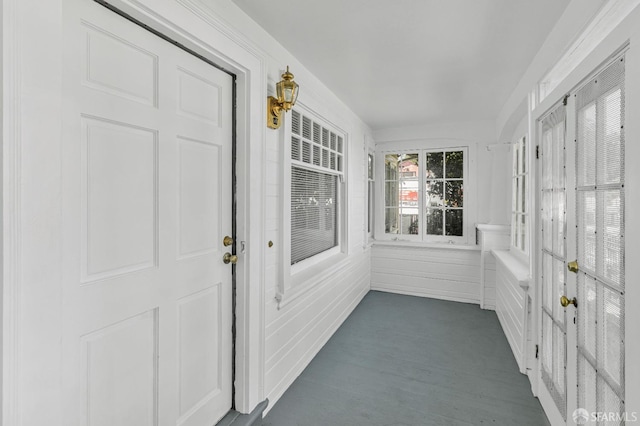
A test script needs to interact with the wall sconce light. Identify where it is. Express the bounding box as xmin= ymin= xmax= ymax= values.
xmin=267 ymin=66 xmax=299 ymax=129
